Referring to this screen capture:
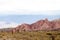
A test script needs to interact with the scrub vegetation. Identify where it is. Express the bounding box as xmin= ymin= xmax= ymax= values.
xmin=0 ymin=31 xmax=60 ymax=40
